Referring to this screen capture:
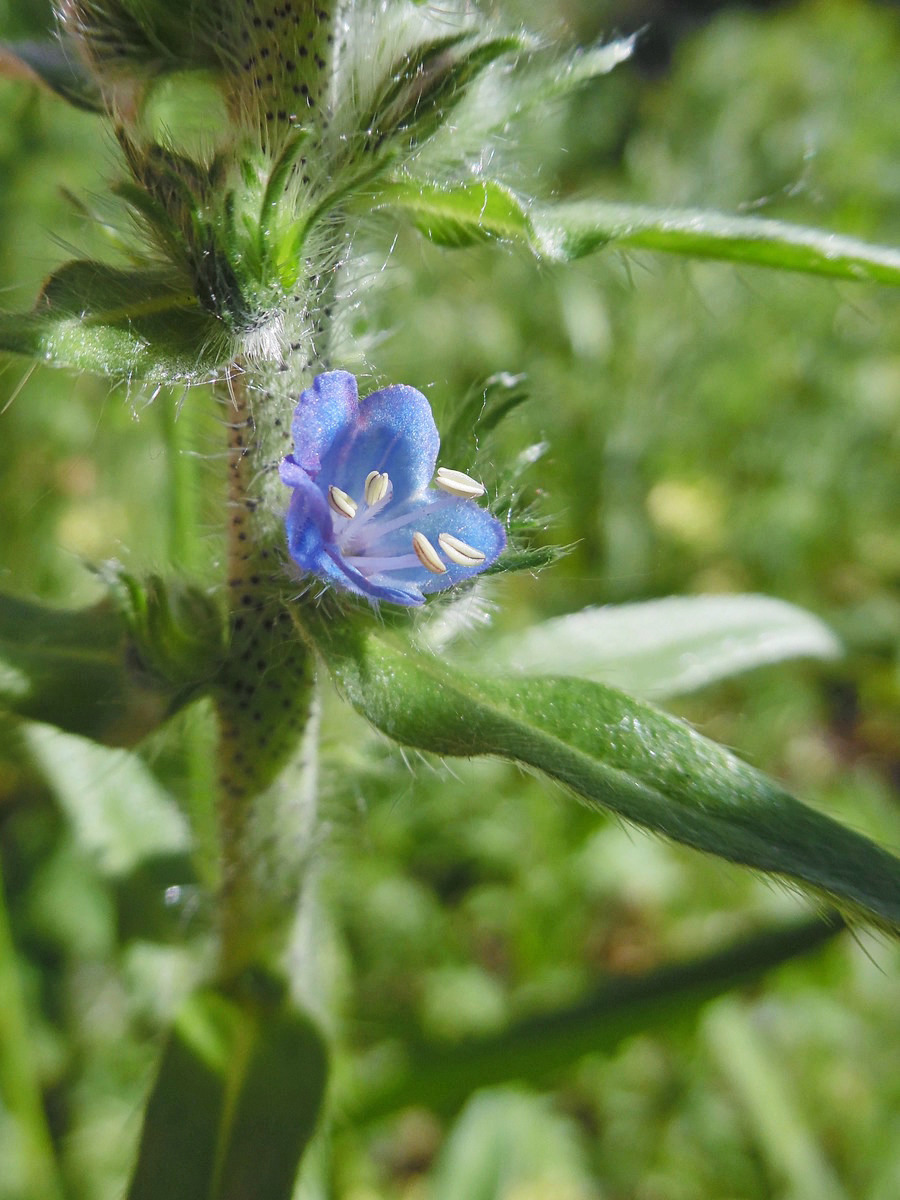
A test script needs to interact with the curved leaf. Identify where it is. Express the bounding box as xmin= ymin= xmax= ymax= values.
xmin=477 ymin=595 xmax=841 ymax=698
xmin=311 ymin=626 xmax=900 ymax=931
xmin=0 ymin=261 xmax=228 ymax=382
